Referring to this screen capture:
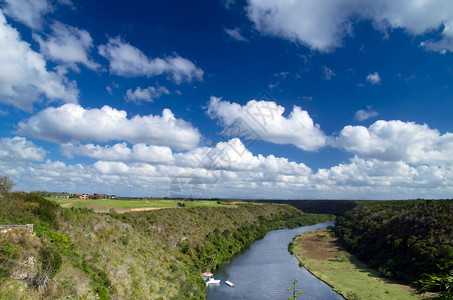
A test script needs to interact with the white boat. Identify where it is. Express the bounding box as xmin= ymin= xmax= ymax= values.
xmin=206 ymin=278 xmax=220 ymax=286
xmin=225 ymin=280 xmax=234 ymax=287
